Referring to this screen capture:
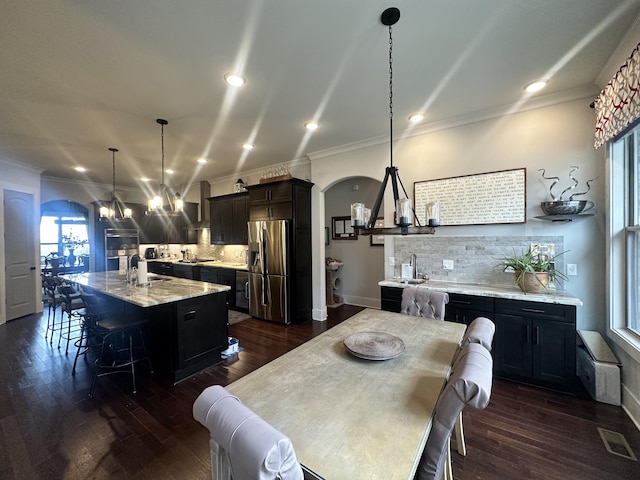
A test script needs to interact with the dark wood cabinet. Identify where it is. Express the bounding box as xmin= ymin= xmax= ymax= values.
xmin=247 ymin=181 xmax=297 ymax=220
xmin=494 ymin=298 xmax=576 ymax=392
xmin=147 ymin=261 xmax=173 ymax=276
xmin=209 ymin=192 xmax=248 ymax=245
xmin=200 ymin=266 xmax=236 ymax=307
xmin=445 ymin=293 xmax=494 ymax=326
xmin=380 ymin=285 xmax=577 ymax=393
xmin=139 ymin=202 xmax=198 ymax=244
xmin=148 ymin=292 xmax=228 ymax=383
xmin=381 ymin=286 xmax=403 ymax=312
